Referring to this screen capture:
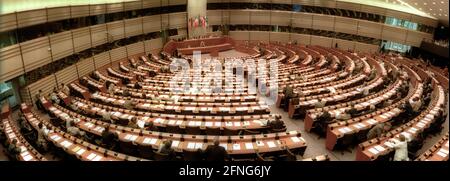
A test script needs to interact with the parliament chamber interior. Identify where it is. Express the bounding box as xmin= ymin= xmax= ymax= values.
xmin=0 ymin=0 xmax=448 ymax=162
